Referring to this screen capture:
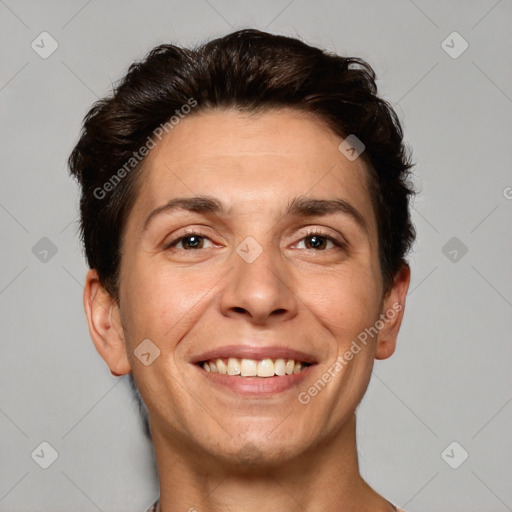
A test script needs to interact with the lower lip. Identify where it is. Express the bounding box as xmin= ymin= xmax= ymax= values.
xmin=195 ymin=365 xmax=315 ymax=395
